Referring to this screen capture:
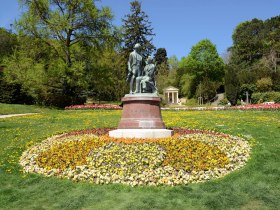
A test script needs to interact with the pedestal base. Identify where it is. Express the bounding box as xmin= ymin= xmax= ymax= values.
xmin=112 ymin=94 xmax=173 ymax=138
xmin=109 ymin=129 xmax=174 ymax=138
xmin=118 ymin=94 xmax=165 ymax=129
